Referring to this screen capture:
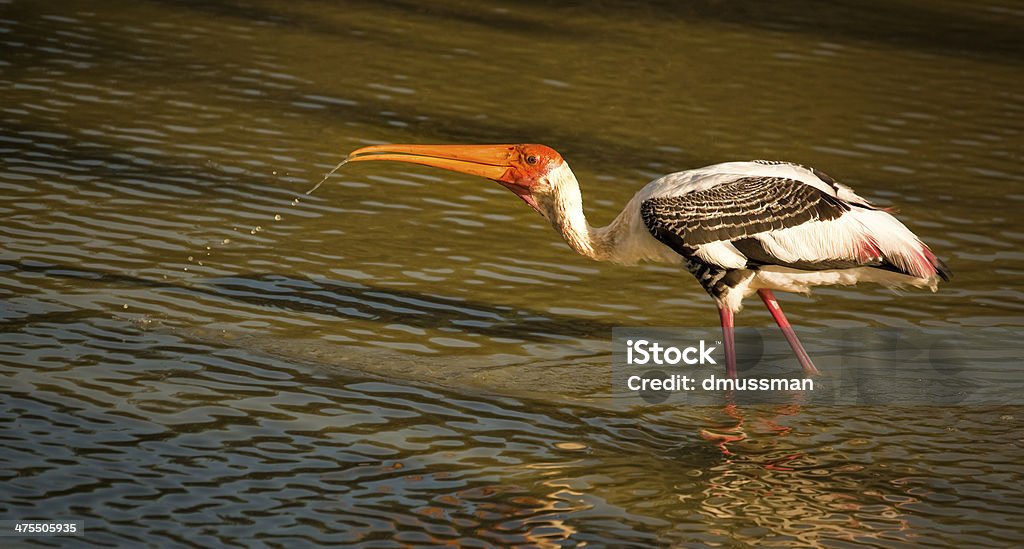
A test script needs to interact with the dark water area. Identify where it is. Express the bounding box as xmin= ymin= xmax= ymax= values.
xmin=1 ymin=0 xmax=1023 ymax=546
